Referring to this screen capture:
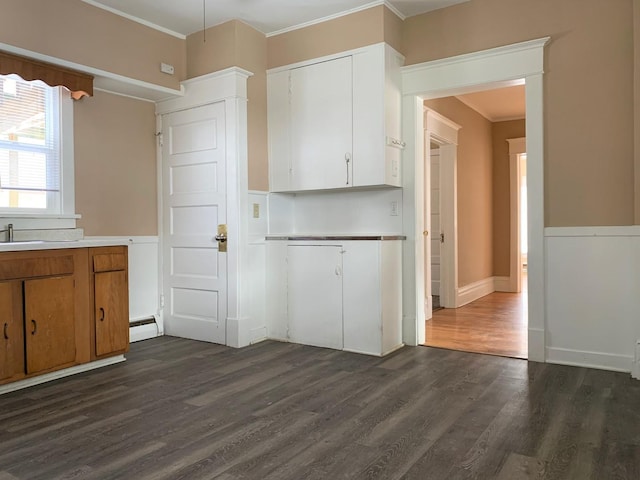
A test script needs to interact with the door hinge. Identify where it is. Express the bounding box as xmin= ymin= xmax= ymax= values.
xmin=155 ymin=131 xmax=163 ymax=147
xmin=160 ymin=294 xmax=165 ymax=308
xmin=440 ymin=233 xmax=445 ymax=243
